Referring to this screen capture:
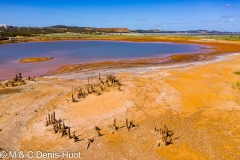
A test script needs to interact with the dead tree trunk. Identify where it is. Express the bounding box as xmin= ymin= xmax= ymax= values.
xmin=45 ymin=118 xmax=48 ymax=126
xmin=126 ymin=118 xmax=129 ymax=130
xmin=68 ymin=127 xmax=73 ymax=138
xmin=48 ymin=113 xmax=51 ymax=124
xmin=113 ymin=118 xmax=119 ymax=131
xmin=87 ymin=138 xmax=94 ymax=150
